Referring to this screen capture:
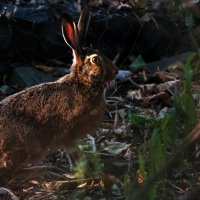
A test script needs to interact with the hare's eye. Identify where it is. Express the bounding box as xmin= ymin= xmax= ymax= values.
xmin=91 ymin=56 xmax=101 ymax=64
